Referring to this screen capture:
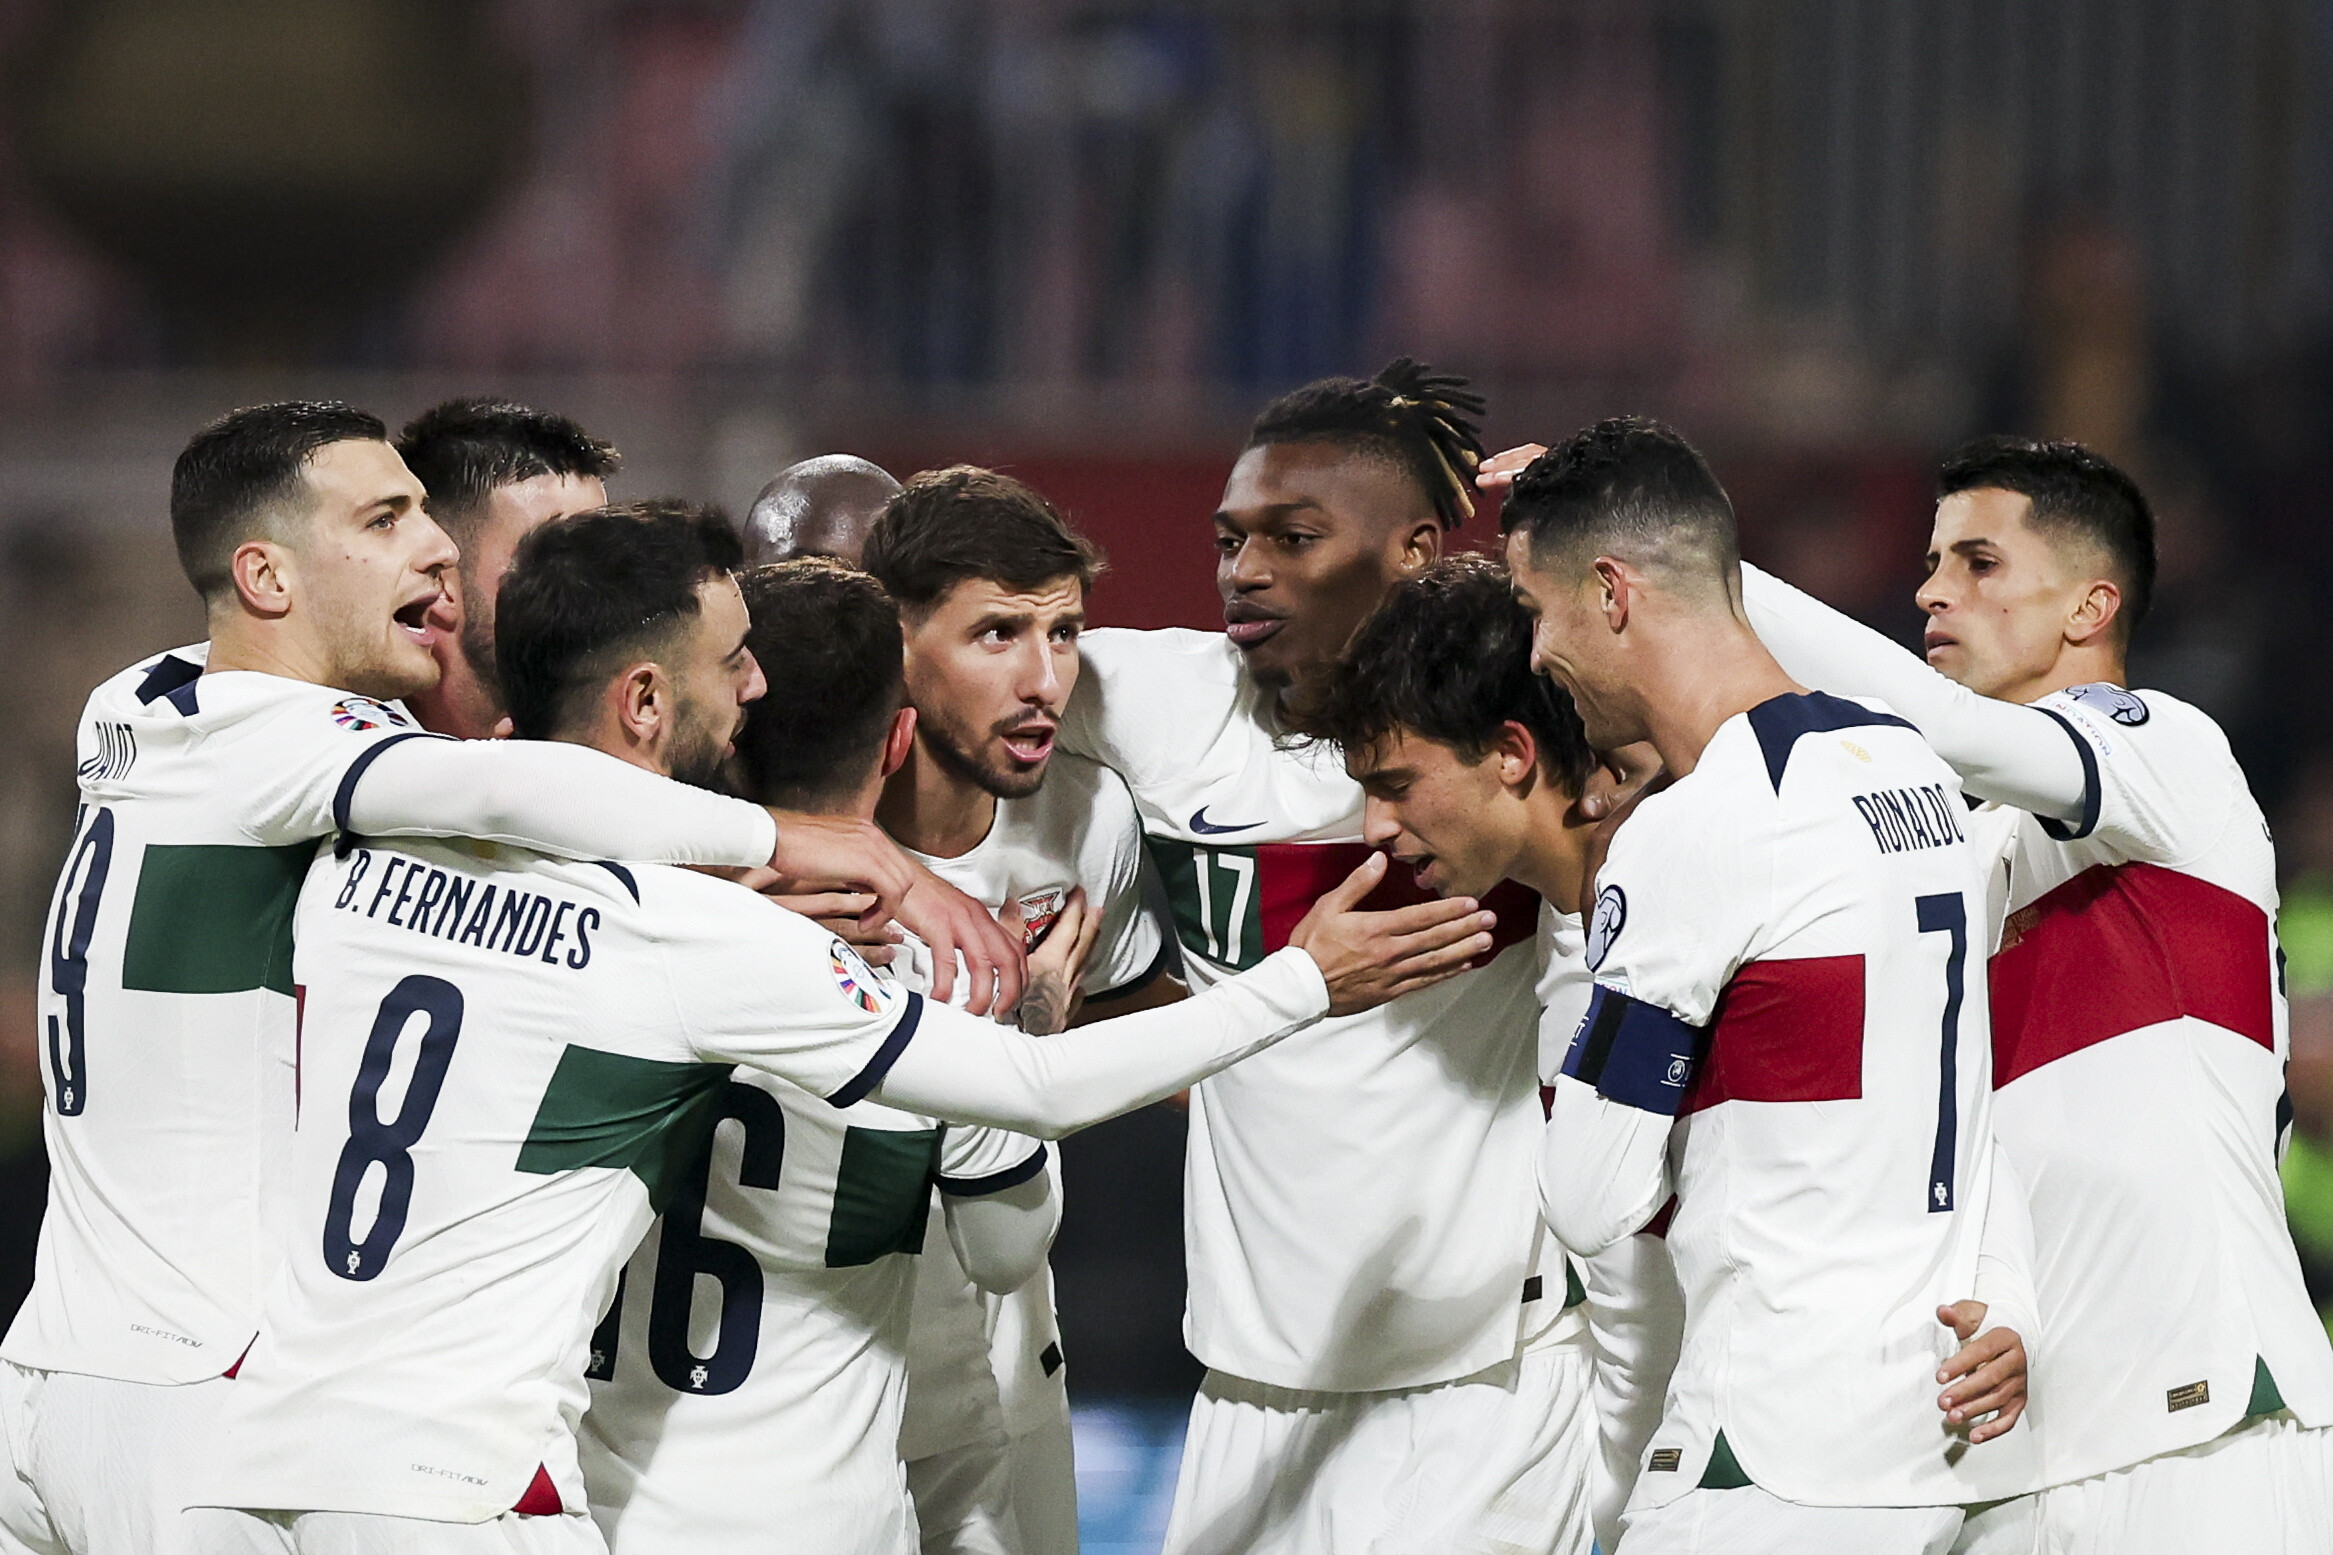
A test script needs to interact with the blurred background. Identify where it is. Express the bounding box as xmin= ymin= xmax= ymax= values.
xmin=1 ymin=1 xmax=2331 ymax=1545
